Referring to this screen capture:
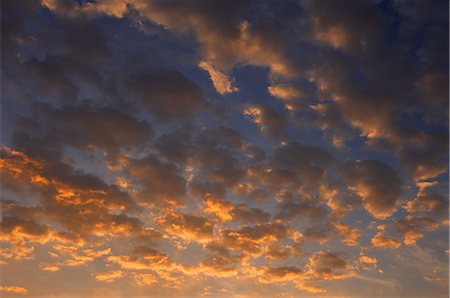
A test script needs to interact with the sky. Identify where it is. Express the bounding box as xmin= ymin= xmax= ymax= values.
xmin=0 ymin=0 xmax=449 ymax=297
